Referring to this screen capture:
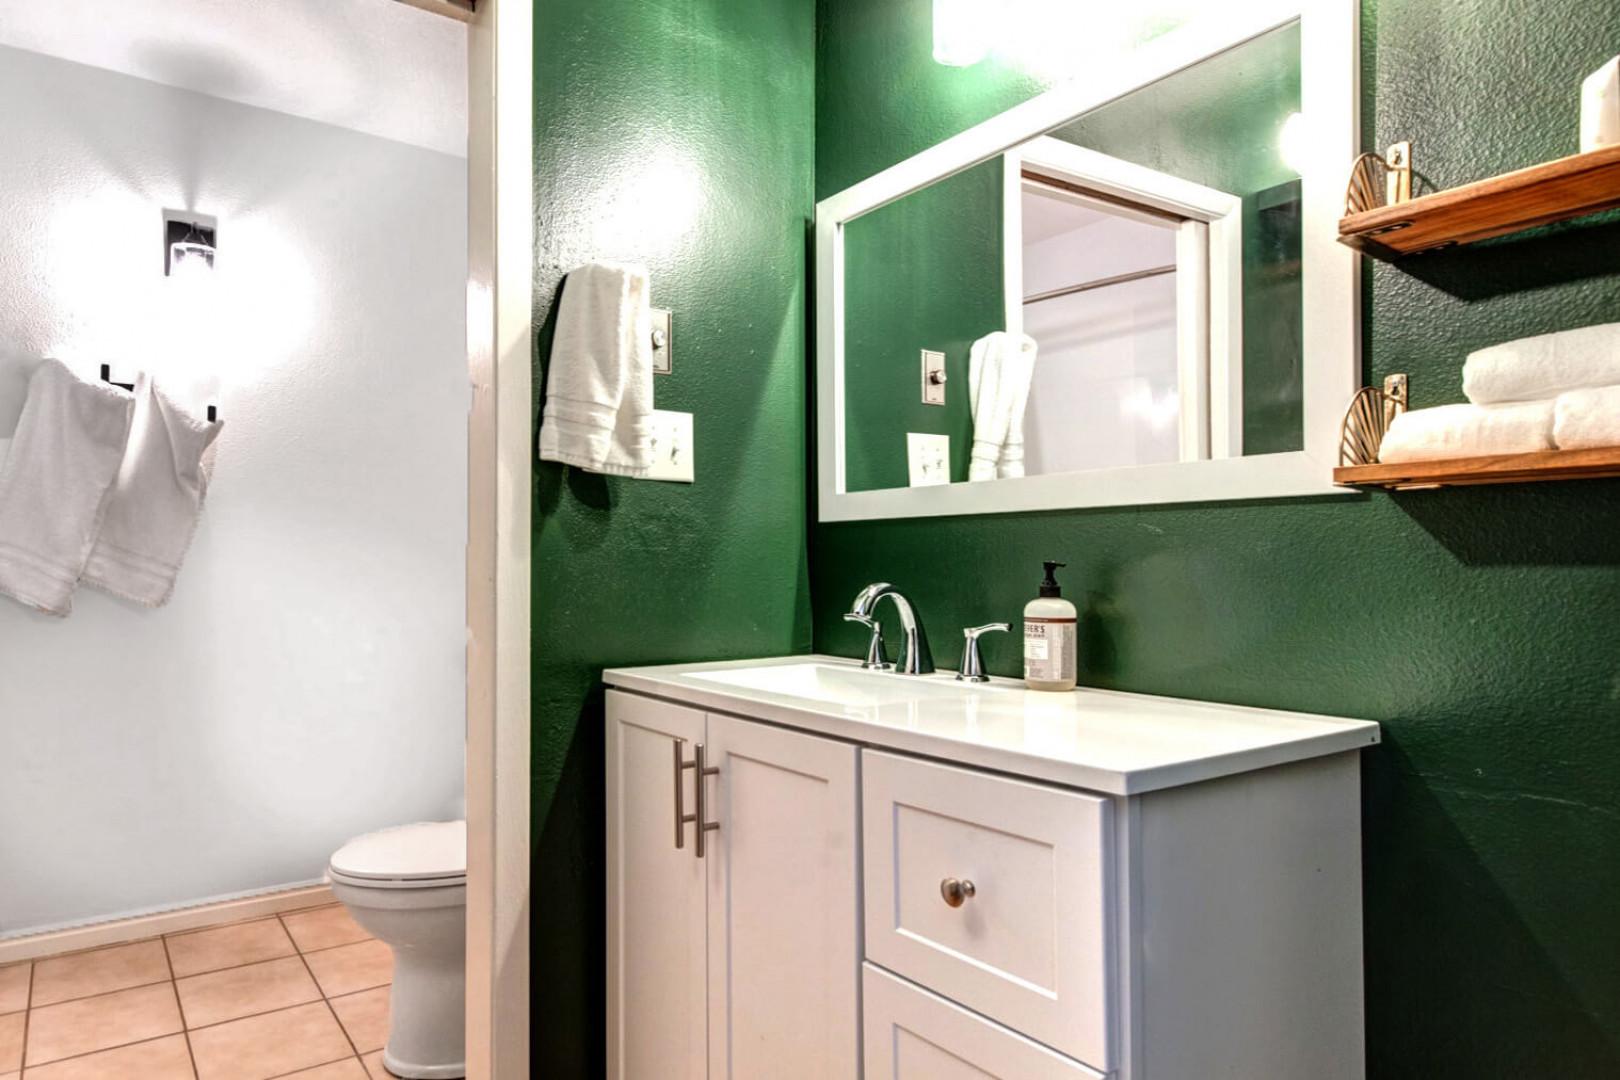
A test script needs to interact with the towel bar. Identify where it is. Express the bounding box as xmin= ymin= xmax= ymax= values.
xmin=100 ymin=364 xmax=219 ymax=424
